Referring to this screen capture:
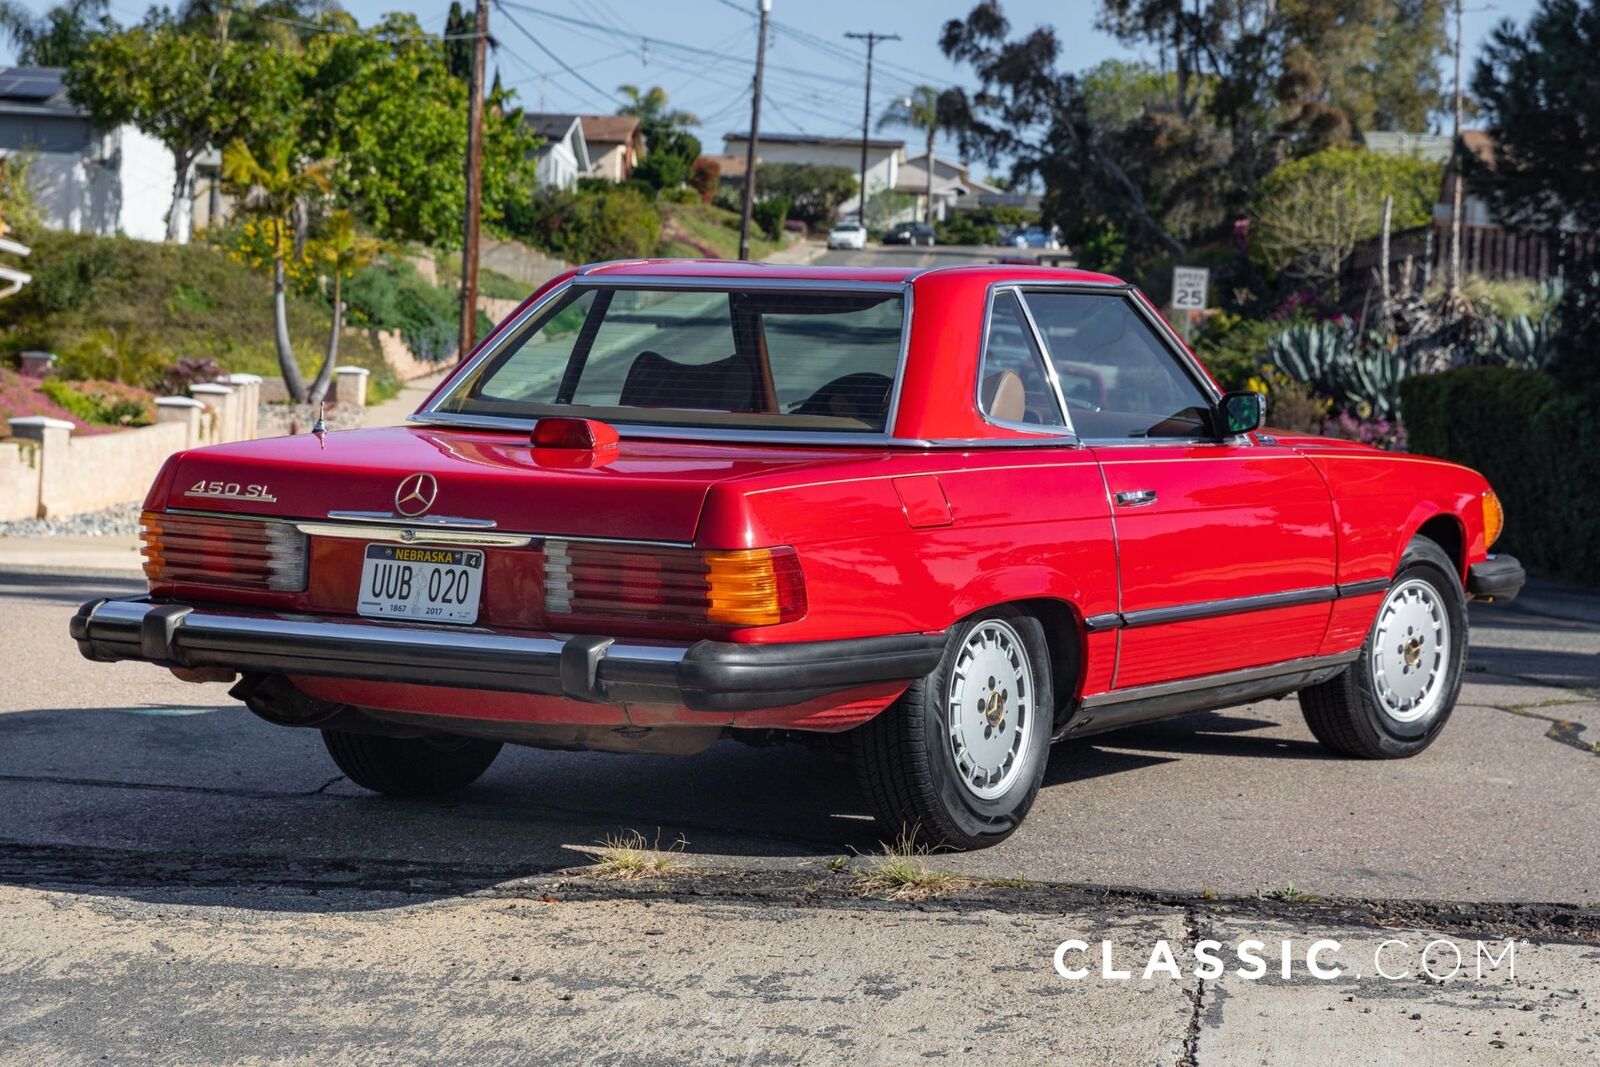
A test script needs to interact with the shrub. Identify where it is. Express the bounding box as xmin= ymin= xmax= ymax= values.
xmin=505 ymin=184 xmax=662 ymax=264
xmin=158 ymin=357 xmax=228 ymax=395
xmin=755 ymin=163 xmax=856 ymax=229
xmin=752 ymin=195 xmax=790 ymax=241
xmin=936 ymin=212 xmax=999 ymax=246
xmin=690 ymin=157 xmax=720 ymax=202
xmin=1403 ymin=367 xmax=1599 ymax=585
xmin=1195 ymin=312 xmax=1278 ymax=390
xmin=344 ymin=257 xmax=460 ymax=364
xmin=1262 ymin=319 xmax=1409 ymax=421
xmin=39 ymin=377 xmax=155 ymax=426
xmin=24 ymin=239 xmax=124 ymax=313
xmin=55 ymin=328 xmax=173 ymax=389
